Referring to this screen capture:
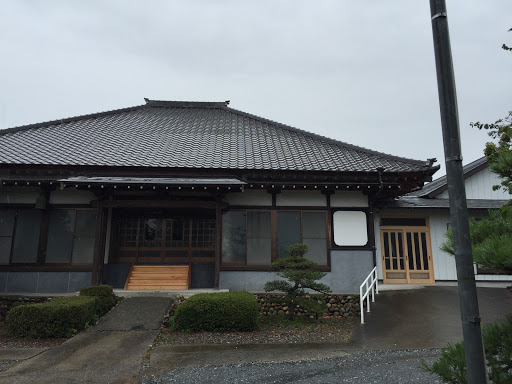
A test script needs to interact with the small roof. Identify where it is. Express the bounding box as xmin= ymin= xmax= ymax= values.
xmin=408 ymin=157 xmax=488 ymax=198
xmin=383 ymin=196 xmax=508 ymax=210
xmin=59 ymin=176 xmax=246 ymax=186
xmin=0 ymin=99 xmax=437 ymax=174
